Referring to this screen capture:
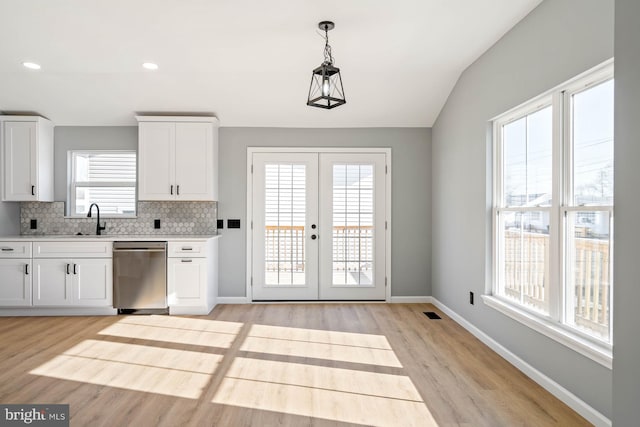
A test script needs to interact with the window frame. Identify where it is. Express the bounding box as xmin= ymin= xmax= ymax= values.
xmin=68 ymin=149 xmax=137 ymax=218
xmin=488 ymin=60 xmax=614 ymax=368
